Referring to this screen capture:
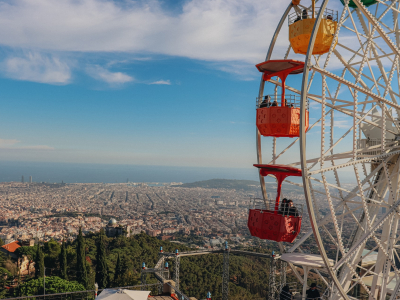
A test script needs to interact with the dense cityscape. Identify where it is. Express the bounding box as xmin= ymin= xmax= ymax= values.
xmin=0 ymin=179 xmax=315 ymax=247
